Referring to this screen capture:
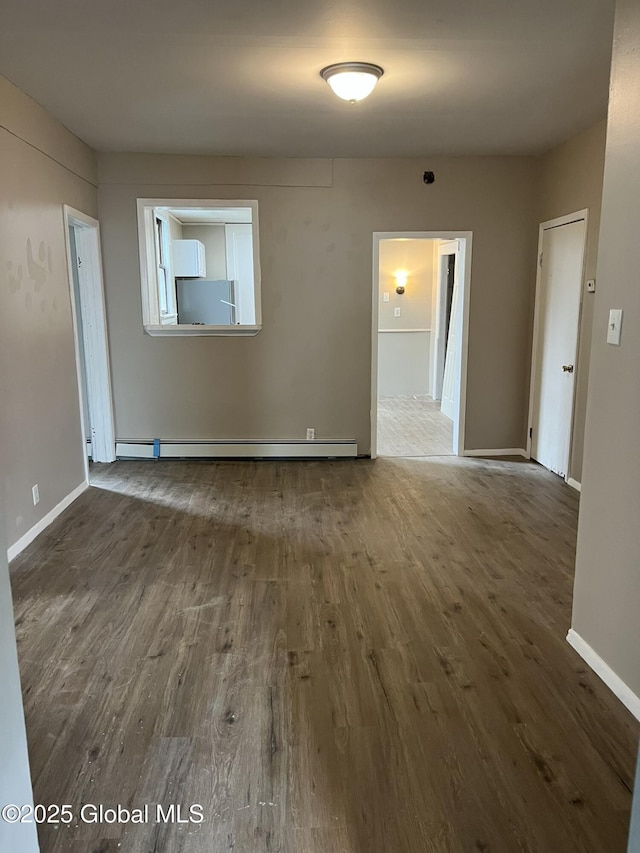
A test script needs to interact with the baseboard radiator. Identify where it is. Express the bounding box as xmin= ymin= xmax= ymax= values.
xmin=115 ymin=440 xmax=358 ymax=460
